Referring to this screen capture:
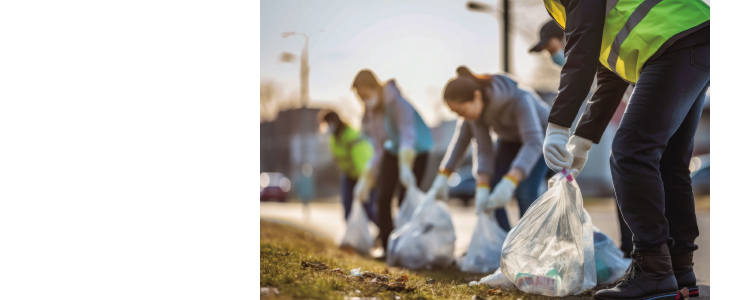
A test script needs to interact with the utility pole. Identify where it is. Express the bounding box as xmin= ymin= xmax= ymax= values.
xmin=467 ymin=0 xmax=512 ymax=74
